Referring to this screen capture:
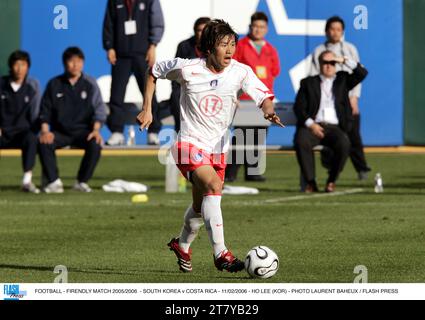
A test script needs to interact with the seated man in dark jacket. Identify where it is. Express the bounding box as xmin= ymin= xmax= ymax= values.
xmin=0 ymin=50 xmax=41 ymax=193
xmin=293 ymin=50 xmax=368 ymax=192
xmin=38 ymin=47 xmax=107 ymax=193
